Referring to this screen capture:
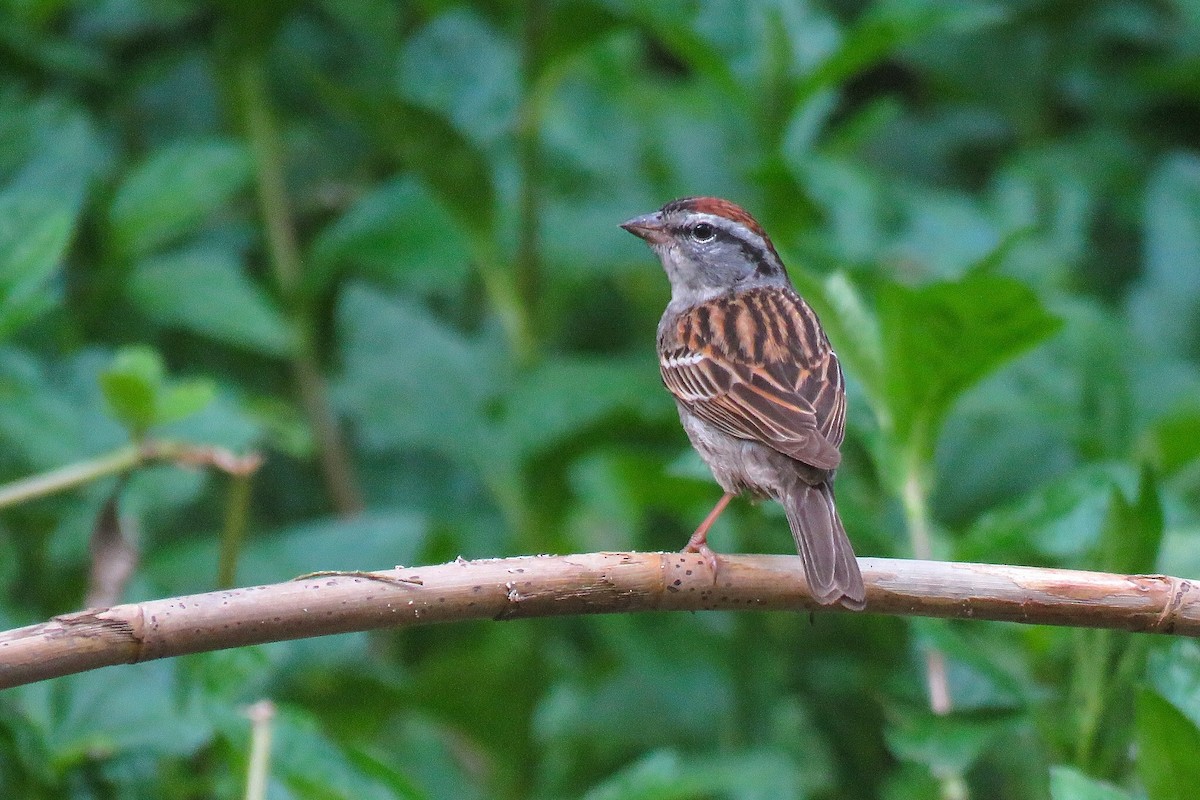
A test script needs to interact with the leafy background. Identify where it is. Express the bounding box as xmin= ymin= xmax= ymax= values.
xmin=1 ymin=0 xmax=1199 ymax=798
